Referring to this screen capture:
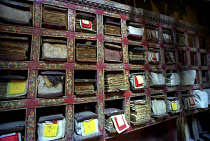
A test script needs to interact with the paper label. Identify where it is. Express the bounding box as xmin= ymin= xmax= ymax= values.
xmin=172 ymin=102 xmax=178 ymax=111
xmin=116 ymin=115 xmax=124 ymax=127
xmin=82 ymin=19 xmax=90 ymax=25
xmin=83 ymin=119 xmax=96 ymax=135
xmin=8 ymin=80 xmax=26 ymax=95
xmin=43 ymin=123 xmax=58 ymax=137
